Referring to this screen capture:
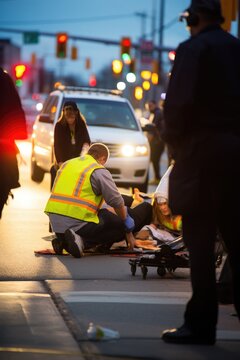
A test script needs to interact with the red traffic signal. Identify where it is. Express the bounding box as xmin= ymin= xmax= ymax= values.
xmin=168 ymin=50 xmax=176 ymax=62
xmin=120 ymin=37 xmax=131 ymax=62
xmin=14 ymin=64 xmax=28 ymax=87
xmin=58 ymin=33 xmax=68 ymax=43
xmin=89 ymin=74 xmax=97 ymax=87
xmin=56 ymin=33 xmax=68 ymax=58
xmin=121 ymin=37 xmax=131 ymax=48
xmin=14 ymin=64 xmax=27 ymax=78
